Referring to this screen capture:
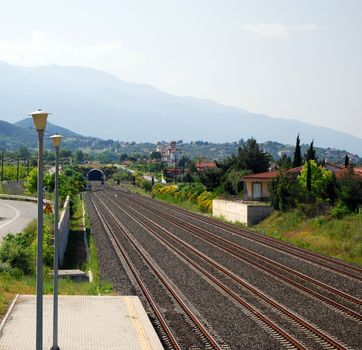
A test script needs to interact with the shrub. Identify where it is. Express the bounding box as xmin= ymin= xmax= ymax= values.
xmin=0 ymin=233 xmax=34 ymax=275
xmin=0 ymin=224 xmax=54 ymax=275
xmin=335 ymin=168 xmax=362 ymax=212
xmin=330 ymin=202 xmax=351 ymax=219
xmin=197 ymin=191 xmax=216 ymax=213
